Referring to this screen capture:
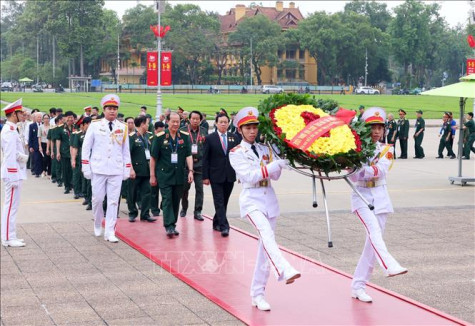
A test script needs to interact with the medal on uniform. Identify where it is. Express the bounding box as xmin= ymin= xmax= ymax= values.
xmin=192 ymin=144 xmax=198 ymax=154
xmin=145 ymin=149 xmax=151 ymax=160
xmin=171 ymin=152 xmax=178 ymax=163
